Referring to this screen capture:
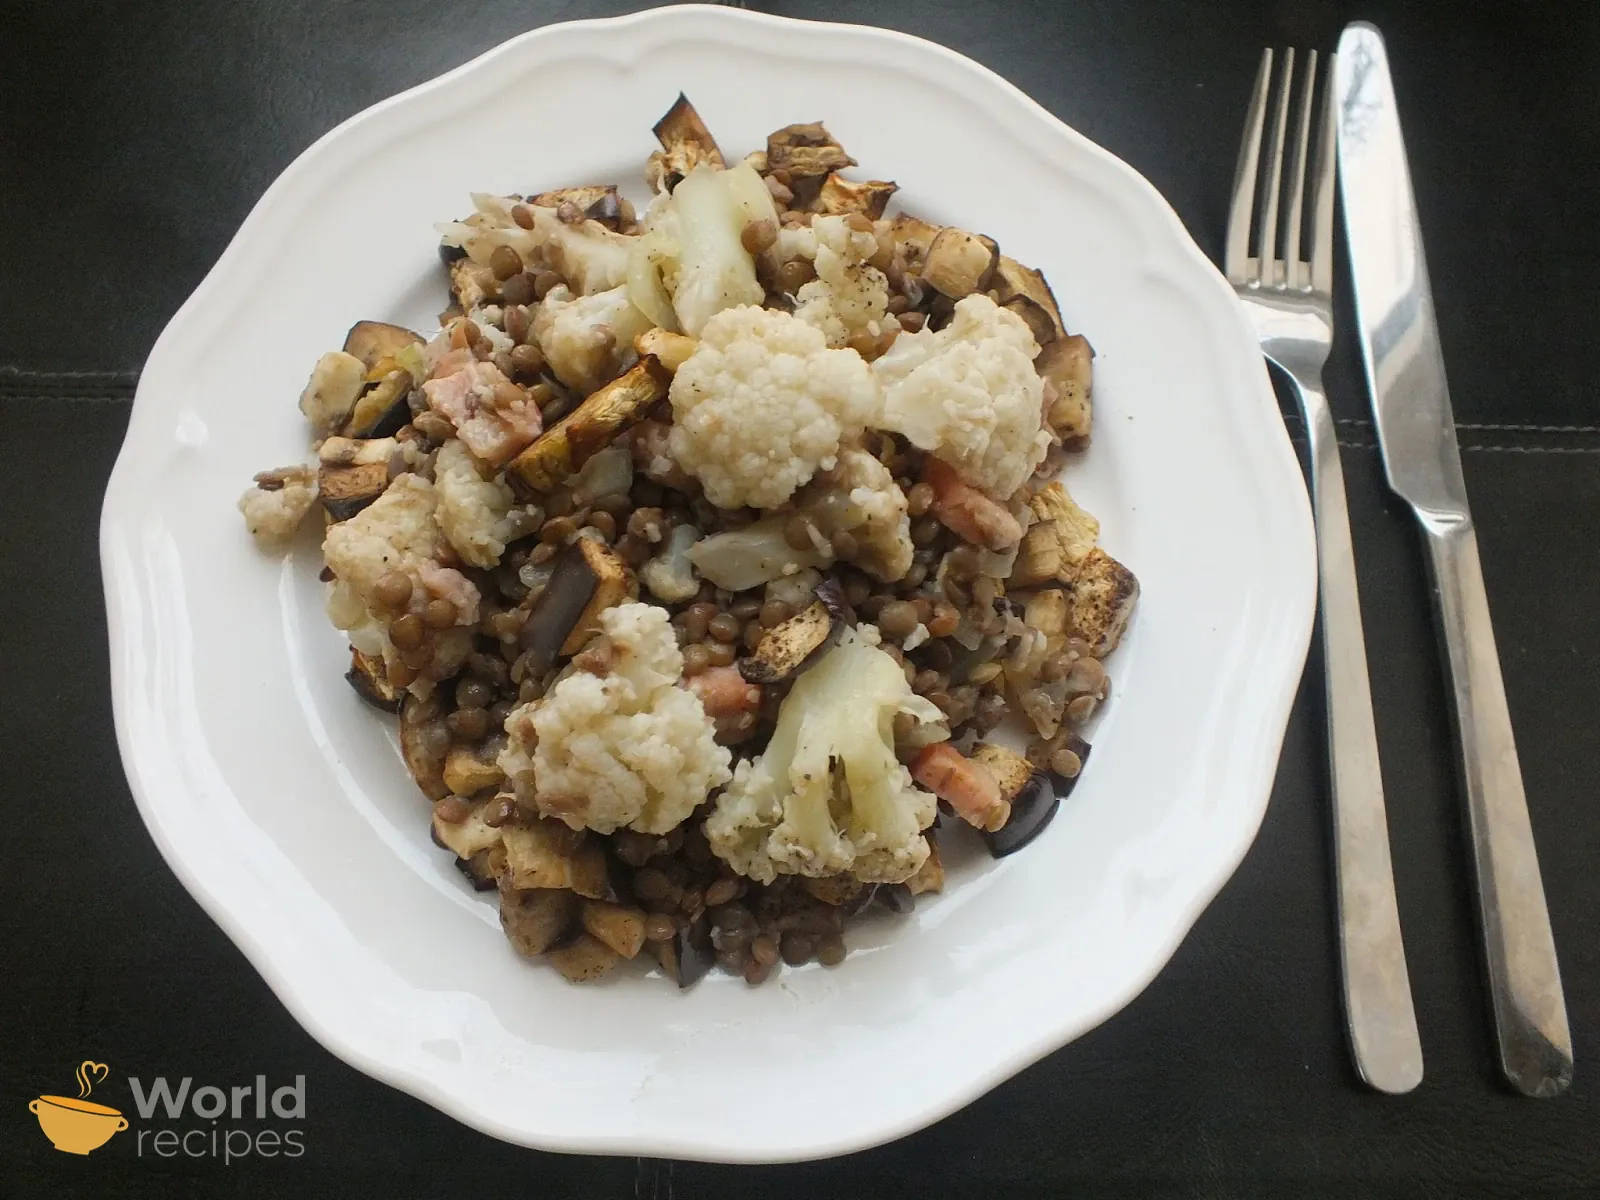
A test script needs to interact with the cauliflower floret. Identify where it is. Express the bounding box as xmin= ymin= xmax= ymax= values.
xmin=298 ymin=351 xmax=366 ymax=434
xmin=321 ymin=474 xmax=481 ymax=697
xmin=422 ymin=359 xmax=542 ymax=467
xmin=532 ymin=284 xmax=652 ymax=396
xmin=772 ymin=224 xmax=818 ymax=266
xmin=793 ymin=447 xmax=913 ymax=581
xmin=704 ymin=626 xmax=945 ymax=884
xmin=501 ymin=602 xmax=732 ymax=835
xmin=238 ymin=465 xmax=318 ymax=546
xmin=874 ymin=293 xmax=1050 ymax=498
xmin=322 ymin=475 xmax=481 ymax=622
xmin=432 ymin=439 xmax=519 ymax=569
xmin=668 ymin=306 xmax=883 ymax=509
xmin=663 ymin=165 xmax=765 ymax=336
xmin=792 ymin=215 xmax=891 ymax=348
xmin=436 ymin=193 xmax=633 ymax=295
